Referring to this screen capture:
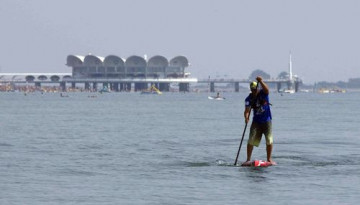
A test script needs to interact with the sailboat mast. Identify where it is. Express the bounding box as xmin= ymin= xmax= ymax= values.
xmin=289 ymin=51 xmax=293 ymax=81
